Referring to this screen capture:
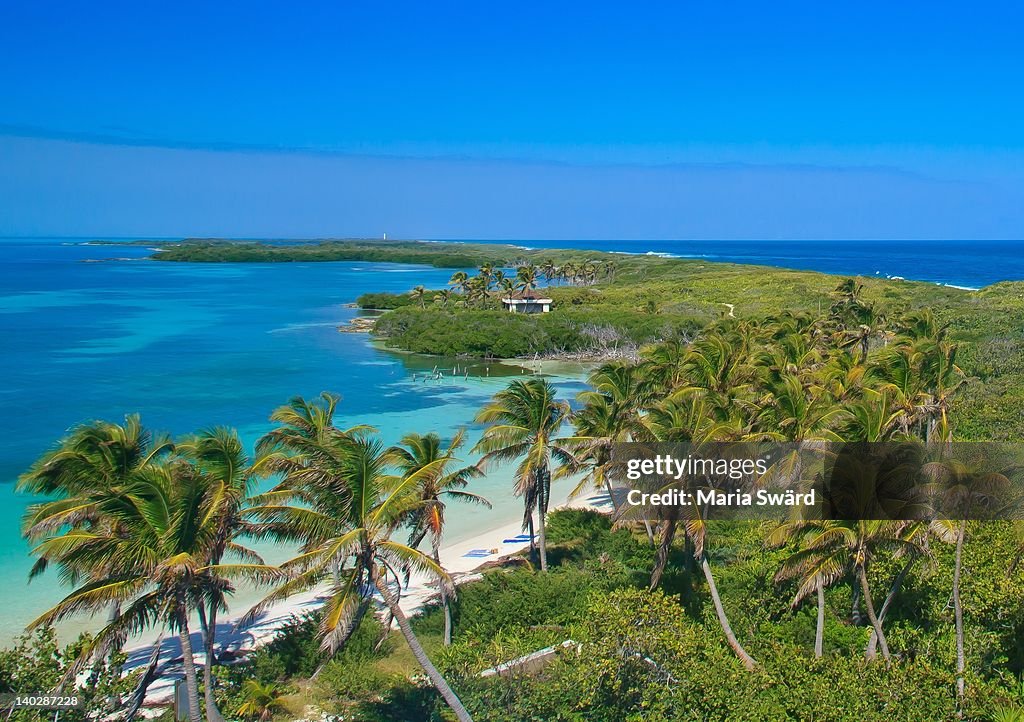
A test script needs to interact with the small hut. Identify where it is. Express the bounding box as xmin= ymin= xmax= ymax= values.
xmin=500 ymin=292 xmax=553 ymax=314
